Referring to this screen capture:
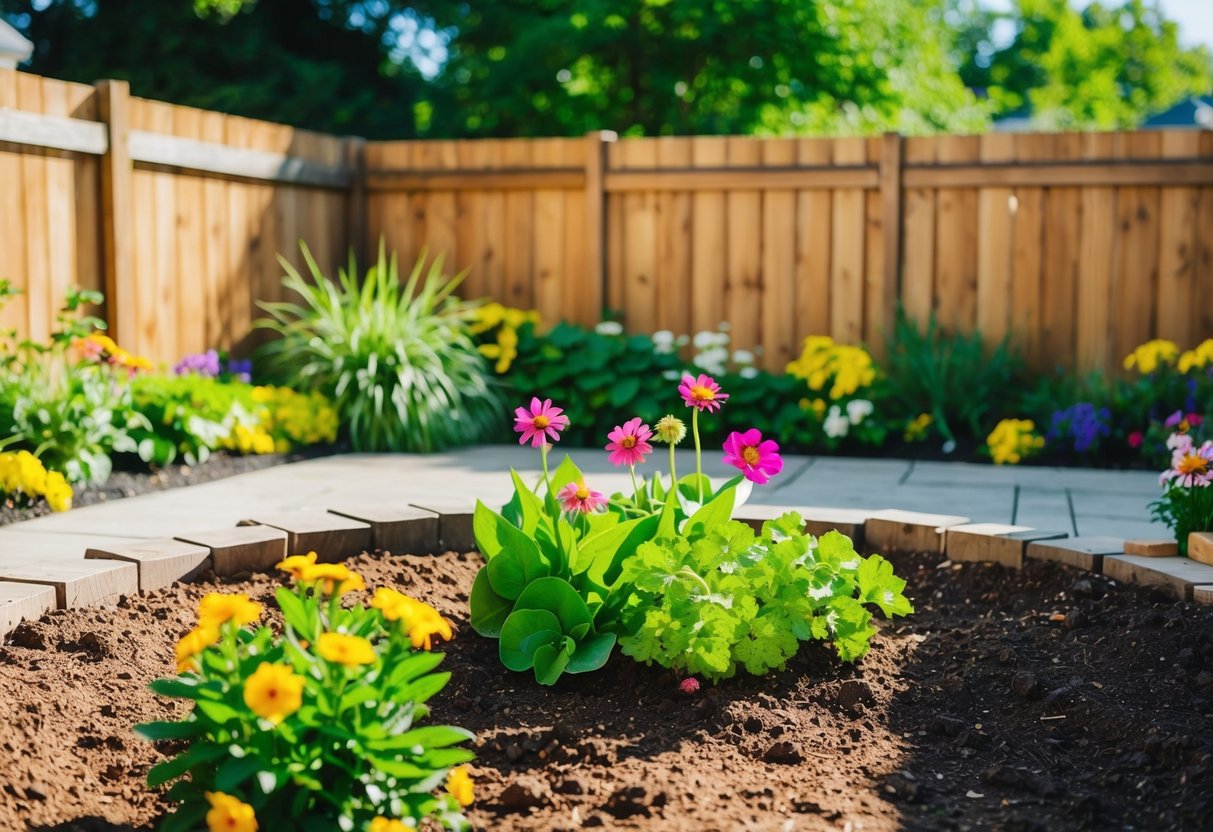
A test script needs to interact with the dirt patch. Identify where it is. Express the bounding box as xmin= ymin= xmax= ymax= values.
xmin=0 ymin=446 xmax=339 ymax=528
xmin=2 ymin=548 xmax=1211 ymax=831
